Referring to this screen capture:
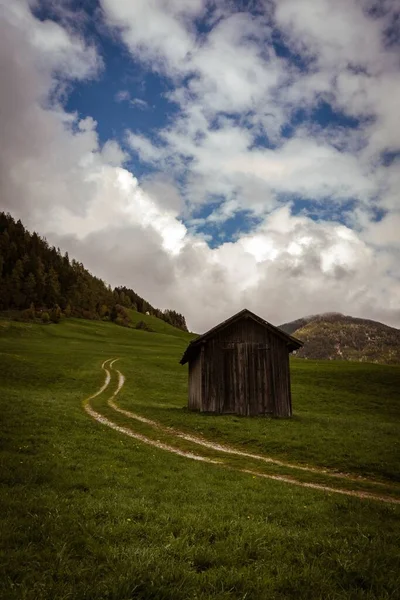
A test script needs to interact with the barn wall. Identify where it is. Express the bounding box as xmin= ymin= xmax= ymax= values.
xmin=268 ymin=332 xmax=292 ymax=417
xmin=199 ymin=317 xmax=292 ymax=416
xmin=188 ymin=350 xmax=202 ymax=410
xmin=202 ymin=341 xmax=219 ymax=412
xmin=218 ymin=318 xmax=270 ymax=344
xmin=203 ymin=318 xmax=265 ymax=414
